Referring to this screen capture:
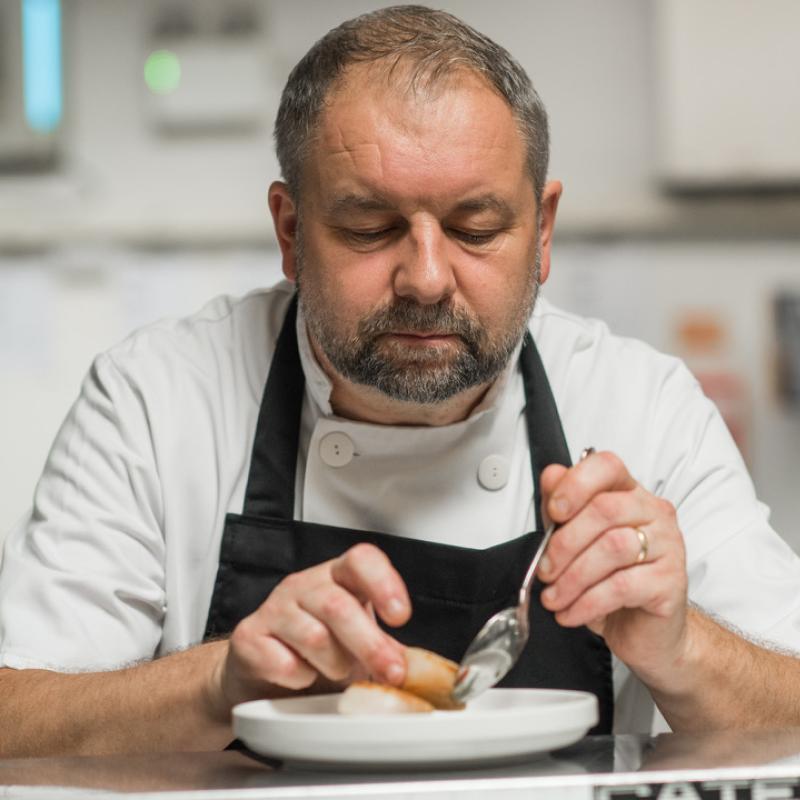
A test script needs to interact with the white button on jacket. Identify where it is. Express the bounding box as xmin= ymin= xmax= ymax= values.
xmin=319 ymin=432 xmax=355 ymax=468
xmin=477 ymin=454 xmax=511 ymax=491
